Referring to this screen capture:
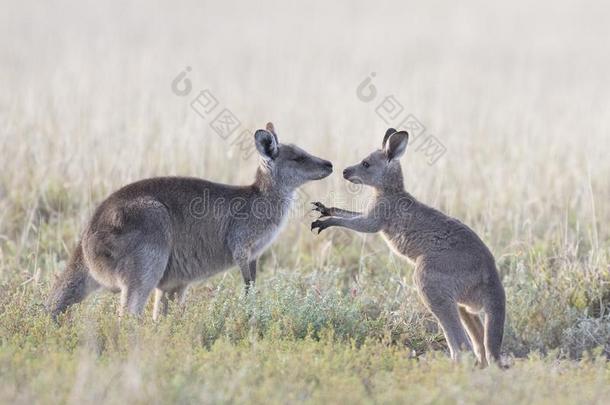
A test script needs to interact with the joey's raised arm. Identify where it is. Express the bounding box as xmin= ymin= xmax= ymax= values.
xmin=311 ymin=202 xmax=361 ymax=218
xmin=311 ymin=214 xmax=383 ymax=234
